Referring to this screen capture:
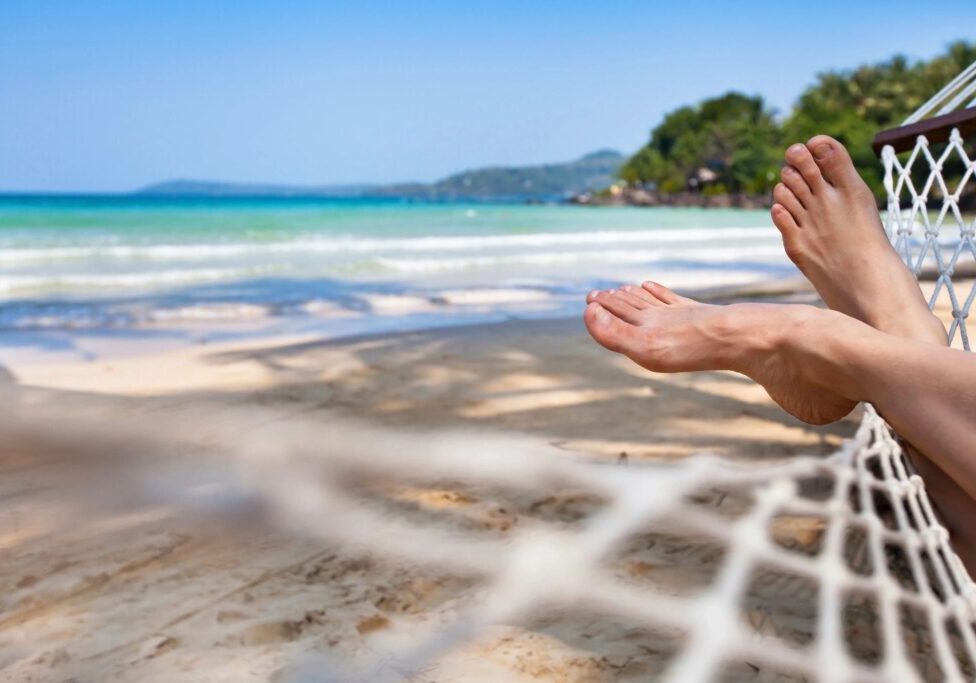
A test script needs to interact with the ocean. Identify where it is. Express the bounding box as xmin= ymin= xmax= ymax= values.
xmin=0 ymin=195 xmax=797 ymax=358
